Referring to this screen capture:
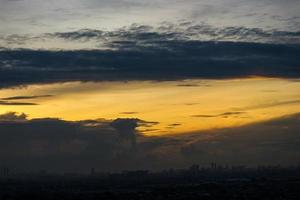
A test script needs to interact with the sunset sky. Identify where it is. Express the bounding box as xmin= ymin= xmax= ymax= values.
xmin=0 ymin=0 xmax=299 ymax=172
